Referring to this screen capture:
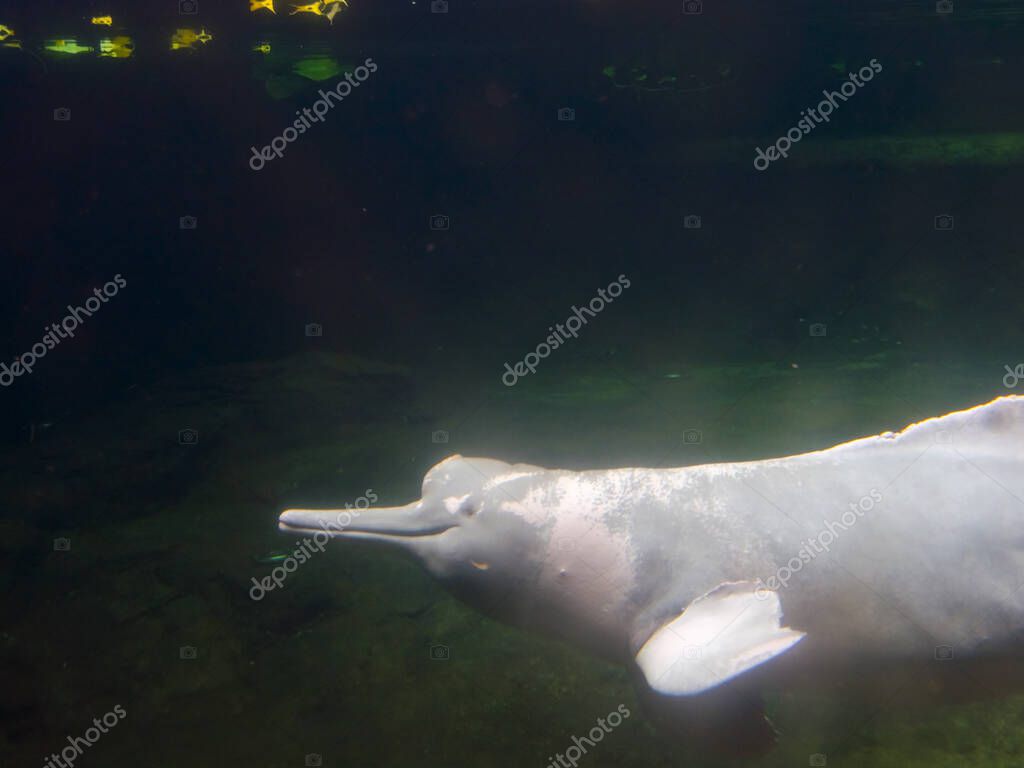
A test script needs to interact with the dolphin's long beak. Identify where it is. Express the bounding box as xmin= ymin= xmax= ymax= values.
xmin=278 ymin=502 xmax=456 ymax=544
